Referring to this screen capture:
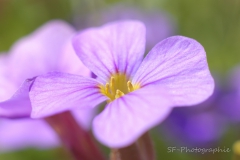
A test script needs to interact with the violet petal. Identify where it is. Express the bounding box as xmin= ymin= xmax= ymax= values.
xmin=133 ymin=36 xmax=214 ymax=106
xmin=72 ymin=20 xmax=146 ymax=82
xmin=93 ymin=86 xmax=172 ymax=148
xmin=30 ymin=72 xmax=107 ymax=118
